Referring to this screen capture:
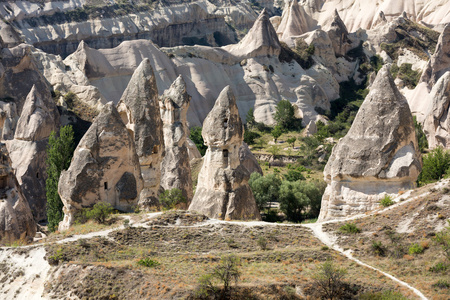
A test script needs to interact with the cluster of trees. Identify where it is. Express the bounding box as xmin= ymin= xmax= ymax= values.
xmin=249 ymin=172 xmax=326 ymax=222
